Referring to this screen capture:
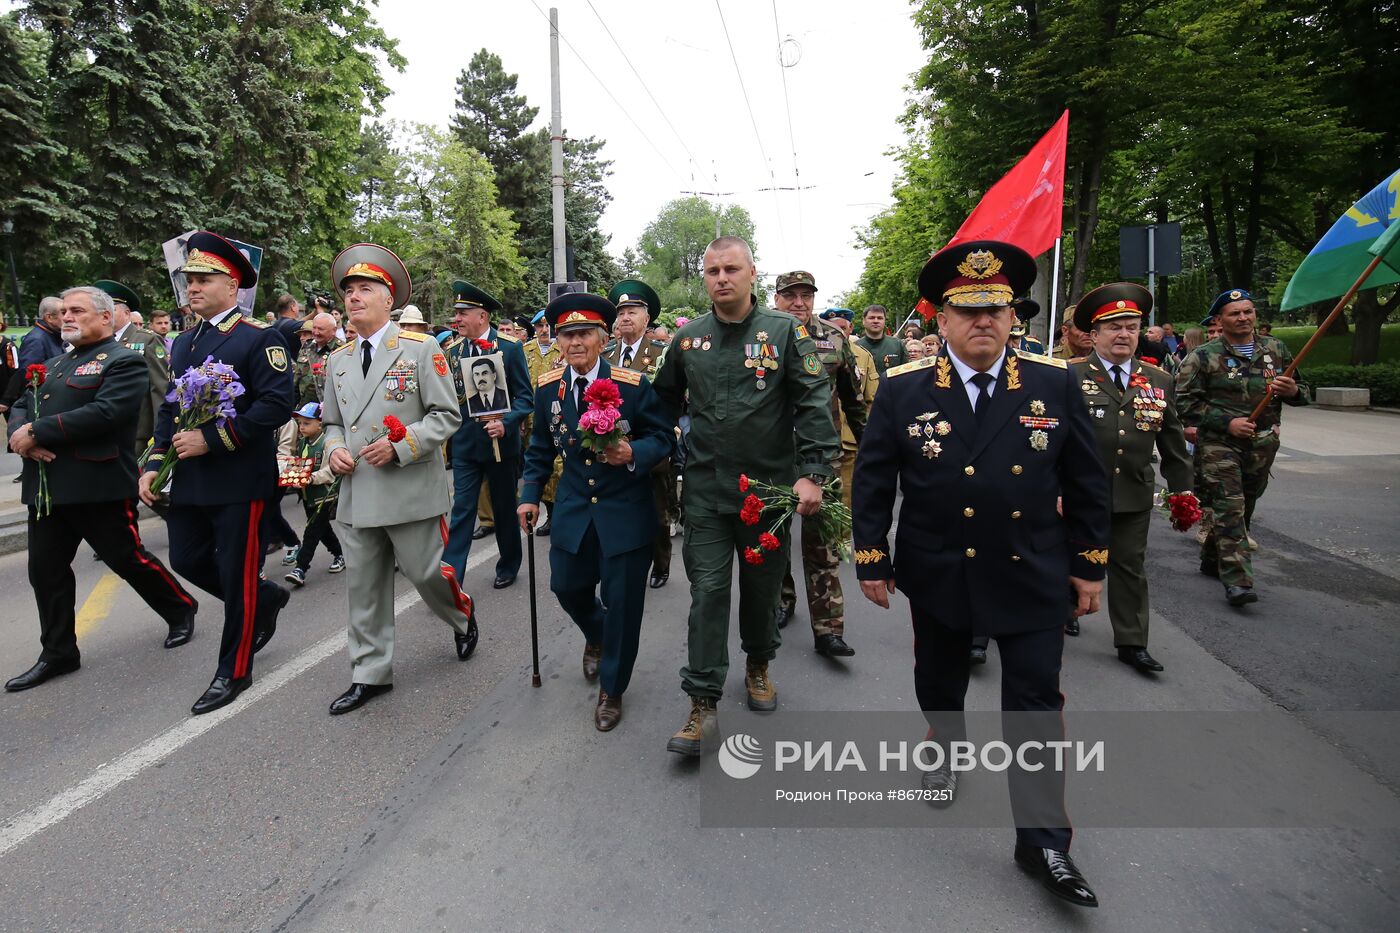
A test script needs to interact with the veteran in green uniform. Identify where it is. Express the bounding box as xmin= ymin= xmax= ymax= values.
xmin=652 ymin=237 xmax=839 ymax=756
xmin=771 ymin=271 xmax=866 ymax=656
xmin=821 ymin=307 xmax=880 ymax=508
xmin=603 ymin=279 xmax=678 ymax=588
xmin=95 ymin=280 xmax=169 ymax=454
xmin=293 ymin=312 xmax=343 ymax=406
xmin=1176 ymin=288 xmax=1306 ymax=606
xmin=856 ymin=304 xmax=907 ymax=375
xmin=522 ymin=309 xmax=563 ymax=535
xmin=1069 ymin=283 xmax=1194 ymax=670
